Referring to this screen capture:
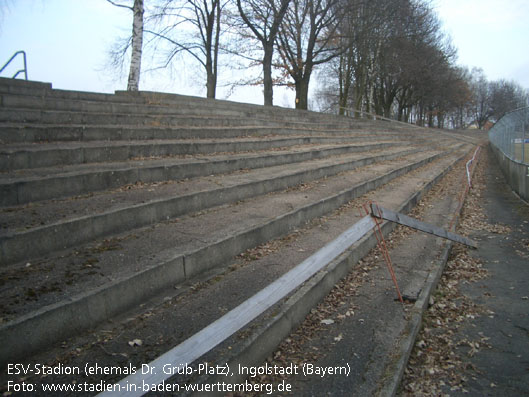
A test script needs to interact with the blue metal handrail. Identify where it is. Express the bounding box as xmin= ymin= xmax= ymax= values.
xmin=0 ymin=50 xmax=28 ymax=80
